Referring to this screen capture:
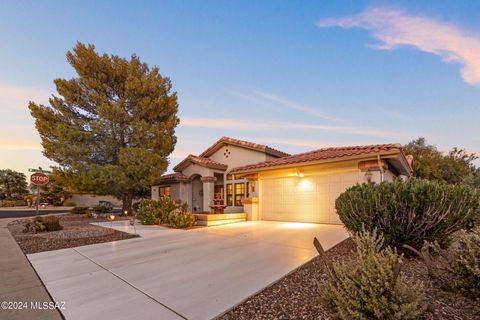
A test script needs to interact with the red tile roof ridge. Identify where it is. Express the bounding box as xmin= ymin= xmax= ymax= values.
xmin=230 ymin=143 xmax=402 ymax=173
